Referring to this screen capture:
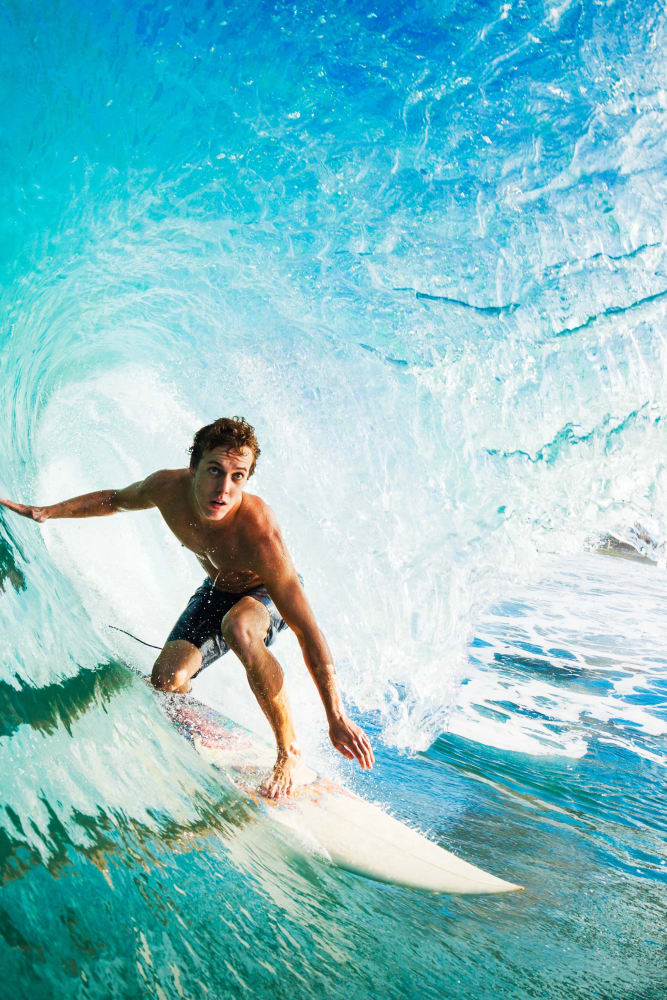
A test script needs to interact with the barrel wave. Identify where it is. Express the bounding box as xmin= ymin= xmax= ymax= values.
xmin=1 ymin=2 xmax=665 ymax=997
